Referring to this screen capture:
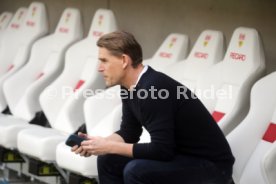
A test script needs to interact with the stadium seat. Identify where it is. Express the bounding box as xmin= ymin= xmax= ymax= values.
xmin=17 ymin=9 xmax=118 ymax=162
xmin=0 ymin=8 xmax=28 ymax=112
xmin=145 ymin=33 xmax=189 ymax=71
xmin=0 ymin=2 xmax=48 ymax=112
xmin=196 ymin=27 xmax=266 ymax=135
xmin=227 ymin=71 xmax=276 ymax=184
xmin=0 ymin=8 xmax=83 ymax=149
xmin=164 ymin=30 xmax=224 ymax=92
